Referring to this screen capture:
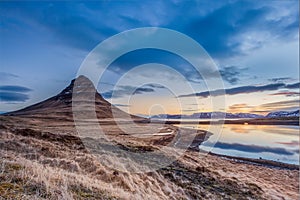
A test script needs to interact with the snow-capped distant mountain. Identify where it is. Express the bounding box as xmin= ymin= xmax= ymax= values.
xmin=234 ymin=113 xmax=265 ymax=118
xmin=151 ymin=110 xmax=300 ymax=119
xmin=151 ymin=112 xmax=264 ymax=119
xmin=151 ymin=114 xmax=182 ymax=119
xmin=266 ymin=110 xmax=299 ymax=118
